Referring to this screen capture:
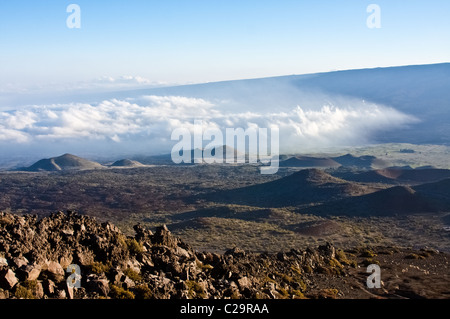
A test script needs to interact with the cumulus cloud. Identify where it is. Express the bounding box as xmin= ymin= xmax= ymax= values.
xmin=0 ymin=92 xmax=418 ymax=158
